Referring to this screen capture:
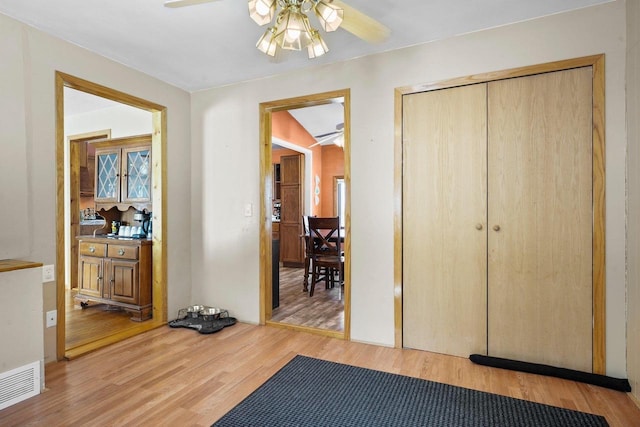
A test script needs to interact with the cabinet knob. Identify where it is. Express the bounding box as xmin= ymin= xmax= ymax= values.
xmin=493 ymin=225 xmax=501 ymax=232
xmin=475 ymin=223 xmax=483 ymax=230
xmin=118 ymin=248 xmax=125 ymax=256
xmin=89 ymin=246 xmax=95 ymax=253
